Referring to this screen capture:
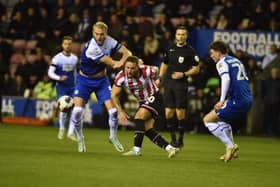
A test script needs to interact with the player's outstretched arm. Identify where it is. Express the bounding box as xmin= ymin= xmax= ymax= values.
xmin=111 ymin=85 xmax=130 ymax=124
xmin=118 ymin=45 xmax=132 ymax=64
